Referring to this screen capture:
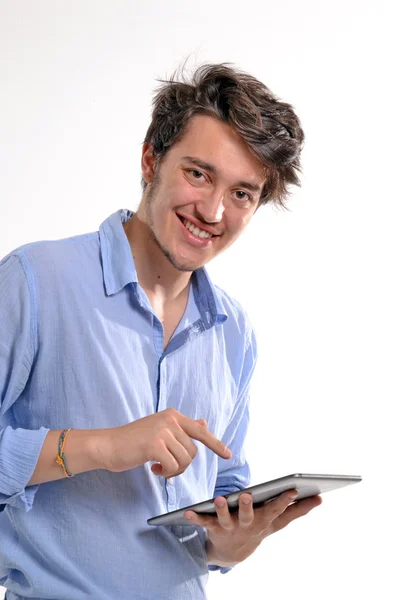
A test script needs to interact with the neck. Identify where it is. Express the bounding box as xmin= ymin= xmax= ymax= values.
xmin=123 ymin=213 xmax=192 ymax=302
